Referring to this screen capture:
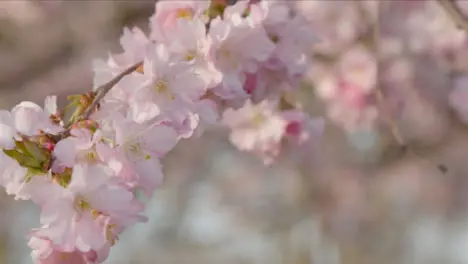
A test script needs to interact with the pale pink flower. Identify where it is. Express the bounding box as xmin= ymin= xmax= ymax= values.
xmin=338 ymin=45 xmax=376 ymax=94
xmin=149 ymin=96 xmax=219 ymax=139
xmin=114 ymin=27 xmax=149 ymax=67
xmin=166 ymin=18 xmax=222 ymax=88
xmin=262 ymin=2 xmax=318 ymax=76
xmin=222 ymin=100 xmax=287 ymax=164
xmin=0 ymin=100 xmax=63 ymax=145
xmin=295 ymin=1 xmax=364 ymax=55
xmin=93 ymin=73 xmax=145 ymax=122
xmin=317 ymin=73 xmax=377 ymax=131
xmin=156 ymin=101 xmax=200 ymax=139
xmin=0 ymin=151 xmax=28 ymax=197
xmin=33 ymin=164 xmax=145 ymax=252
xmin=114 ymin=116 xmax=178 ymax=159
xmin=209 ymin=13 xmax=275 ymax=99
xmin=53 ymin=129 xmax=108 ymax=167
xmin=0 ymin=110 xmax=16 ymax=149
xmin=112 ymin=117 xmax=178 ymax=196
xmin=192 ymin=99 xmax=220 ymax=137
xmin=0 ymin=97 xmax=62 ymax=149
xmin=150 ymin=0 xmax=210 ymax=42
xmin=130 ymin=44 xmax=209 ymax=121
xmin=251 ymin=66 xmax=299 ymax=103
xmin=92 ymin=55 xmax=122 ymax=89
xmin=281 ymin=110 xmax=324 ymax=145
xmin=11 ymin=102 xmax=54 ymax=135
xmin=311 ymin=46 xmax=377 ymax=131
xmin=44 ymin=95 xmax=59 ymax=117
xmin=28 ymin=235 xmax=106 ymax=264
